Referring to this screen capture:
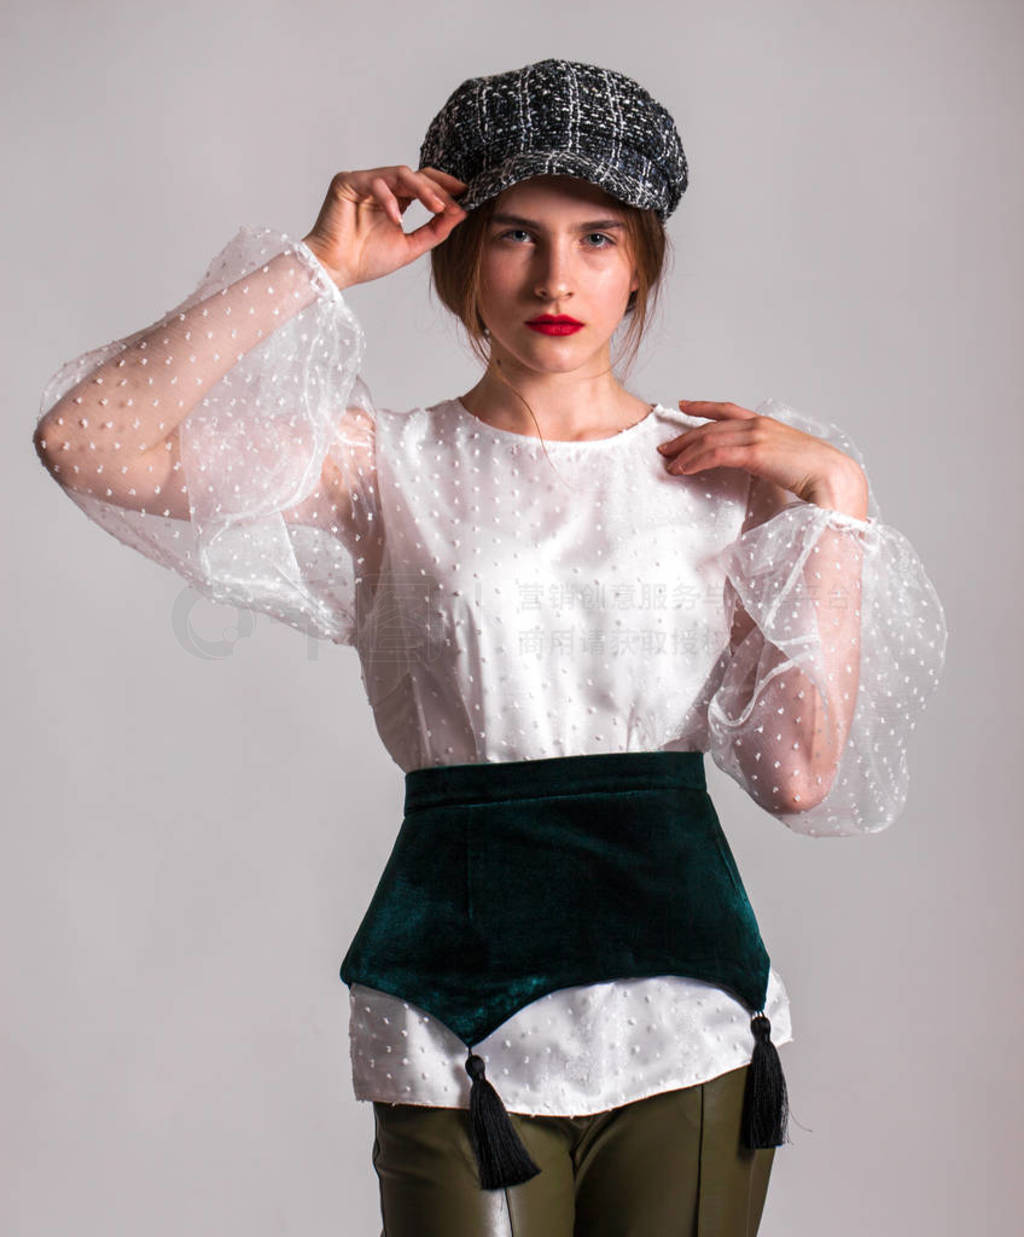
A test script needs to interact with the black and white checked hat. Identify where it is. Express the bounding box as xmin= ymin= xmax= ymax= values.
xmin=418 ymin=59 xmax=689 ymax=223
